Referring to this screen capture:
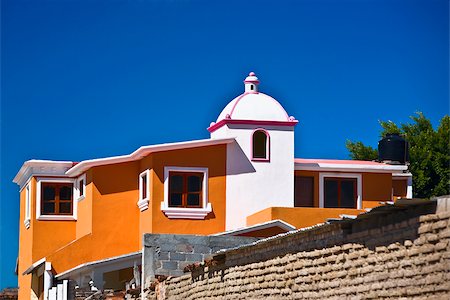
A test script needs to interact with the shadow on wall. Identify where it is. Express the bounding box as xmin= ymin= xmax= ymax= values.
xmin=226 ymin=141 xmax=255 ymax=176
